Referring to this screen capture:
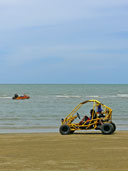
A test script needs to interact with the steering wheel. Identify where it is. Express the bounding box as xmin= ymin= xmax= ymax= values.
xmin=77 ymin=112 xmax=81 ymax=119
